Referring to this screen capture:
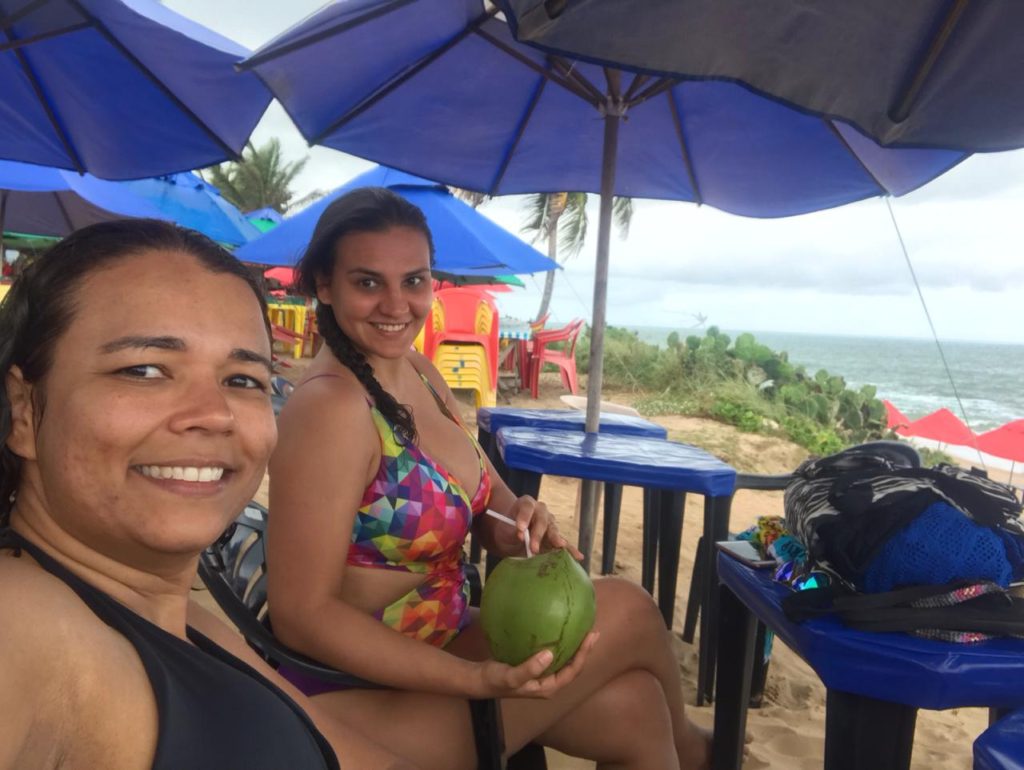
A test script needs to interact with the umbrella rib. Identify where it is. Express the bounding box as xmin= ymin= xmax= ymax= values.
xmin=603 ymin=68 xmax=621 ymax=100
xmin=487 ymin=74 xmax=548 ymax=196
xmin=66 ymin=0 xmax=241 ymax=161
xmin=311 ymin=10 xmax=498 ymax=145
xmin=53 ymin=191 xmax=75 ymax=233
xmin=889 ymin=0 xmax=970 ymax=124
xmin=2 ymin=26 xmax=86 ymax=173
xmin=666 ymin=90 xmax=702 ymax=206
xmin=239 ymin=0 xmax=421 ymax=70
xmin=474 ymin=28 xmax=598 ymax=106
xmin=622 ymin=73 xmax=650 ymax=103
xmin=550 ymin=55 xmax=606 ymax=104
xmin=822 ymin=119 xmax=888 ymax=195
xmin=630 ymin=76 xmax=677 ymax=108
xmin=0 ymin=21 xmax=91 ymax=54
xmin=0 ymin=0 xmax=50 ymax=30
